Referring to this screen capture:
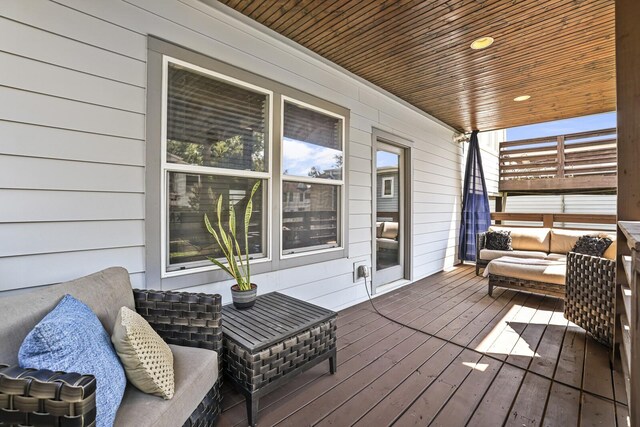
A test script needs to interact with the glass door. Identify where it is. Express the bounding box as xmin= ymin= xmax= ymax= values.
xmin=374 ymin=141 xmax=405 ymax=289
